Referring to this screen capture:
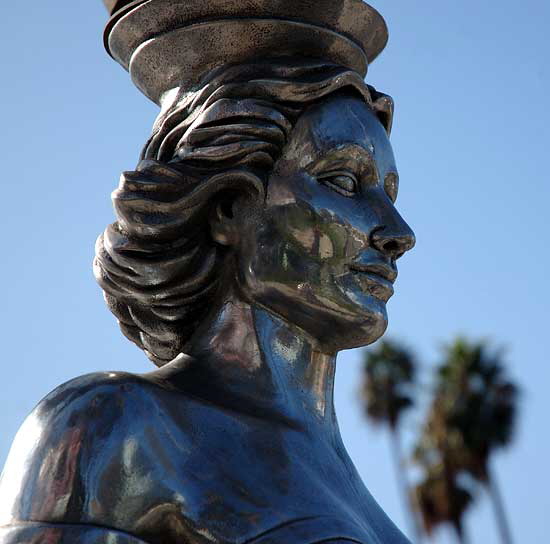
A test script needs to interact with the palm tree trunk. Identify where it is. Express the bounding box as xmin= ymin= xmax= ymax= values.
xmin=389 ymin=429 xmax=423 ymax=543
xmin=486 ymin=464 xmax=514 ymax=544
xmin=453 ymin=521 xmax=470 ymax=544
